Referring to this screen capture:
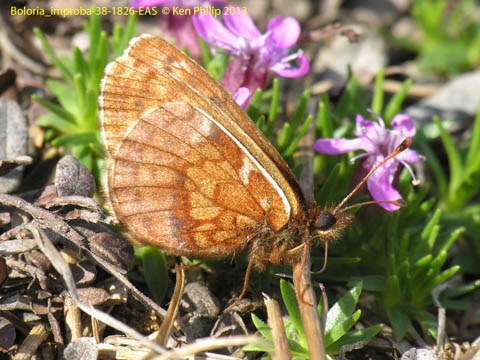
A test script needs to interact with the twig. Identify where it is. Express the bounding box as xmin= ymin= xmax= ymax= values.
xmin=291 ymin=87 xmax=326 ymax=360
xmin=0 ymin=194 xmax=168 ymax=320
xmin=292 ymin=257 xmax=326 ymax=360
xmin=27 ymin=222 xmax=167 ymax=355
xmin=12 ymin=324 xmax=50 ymax=360
xmin=264 ymin=294 xmax=290 ymax=360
